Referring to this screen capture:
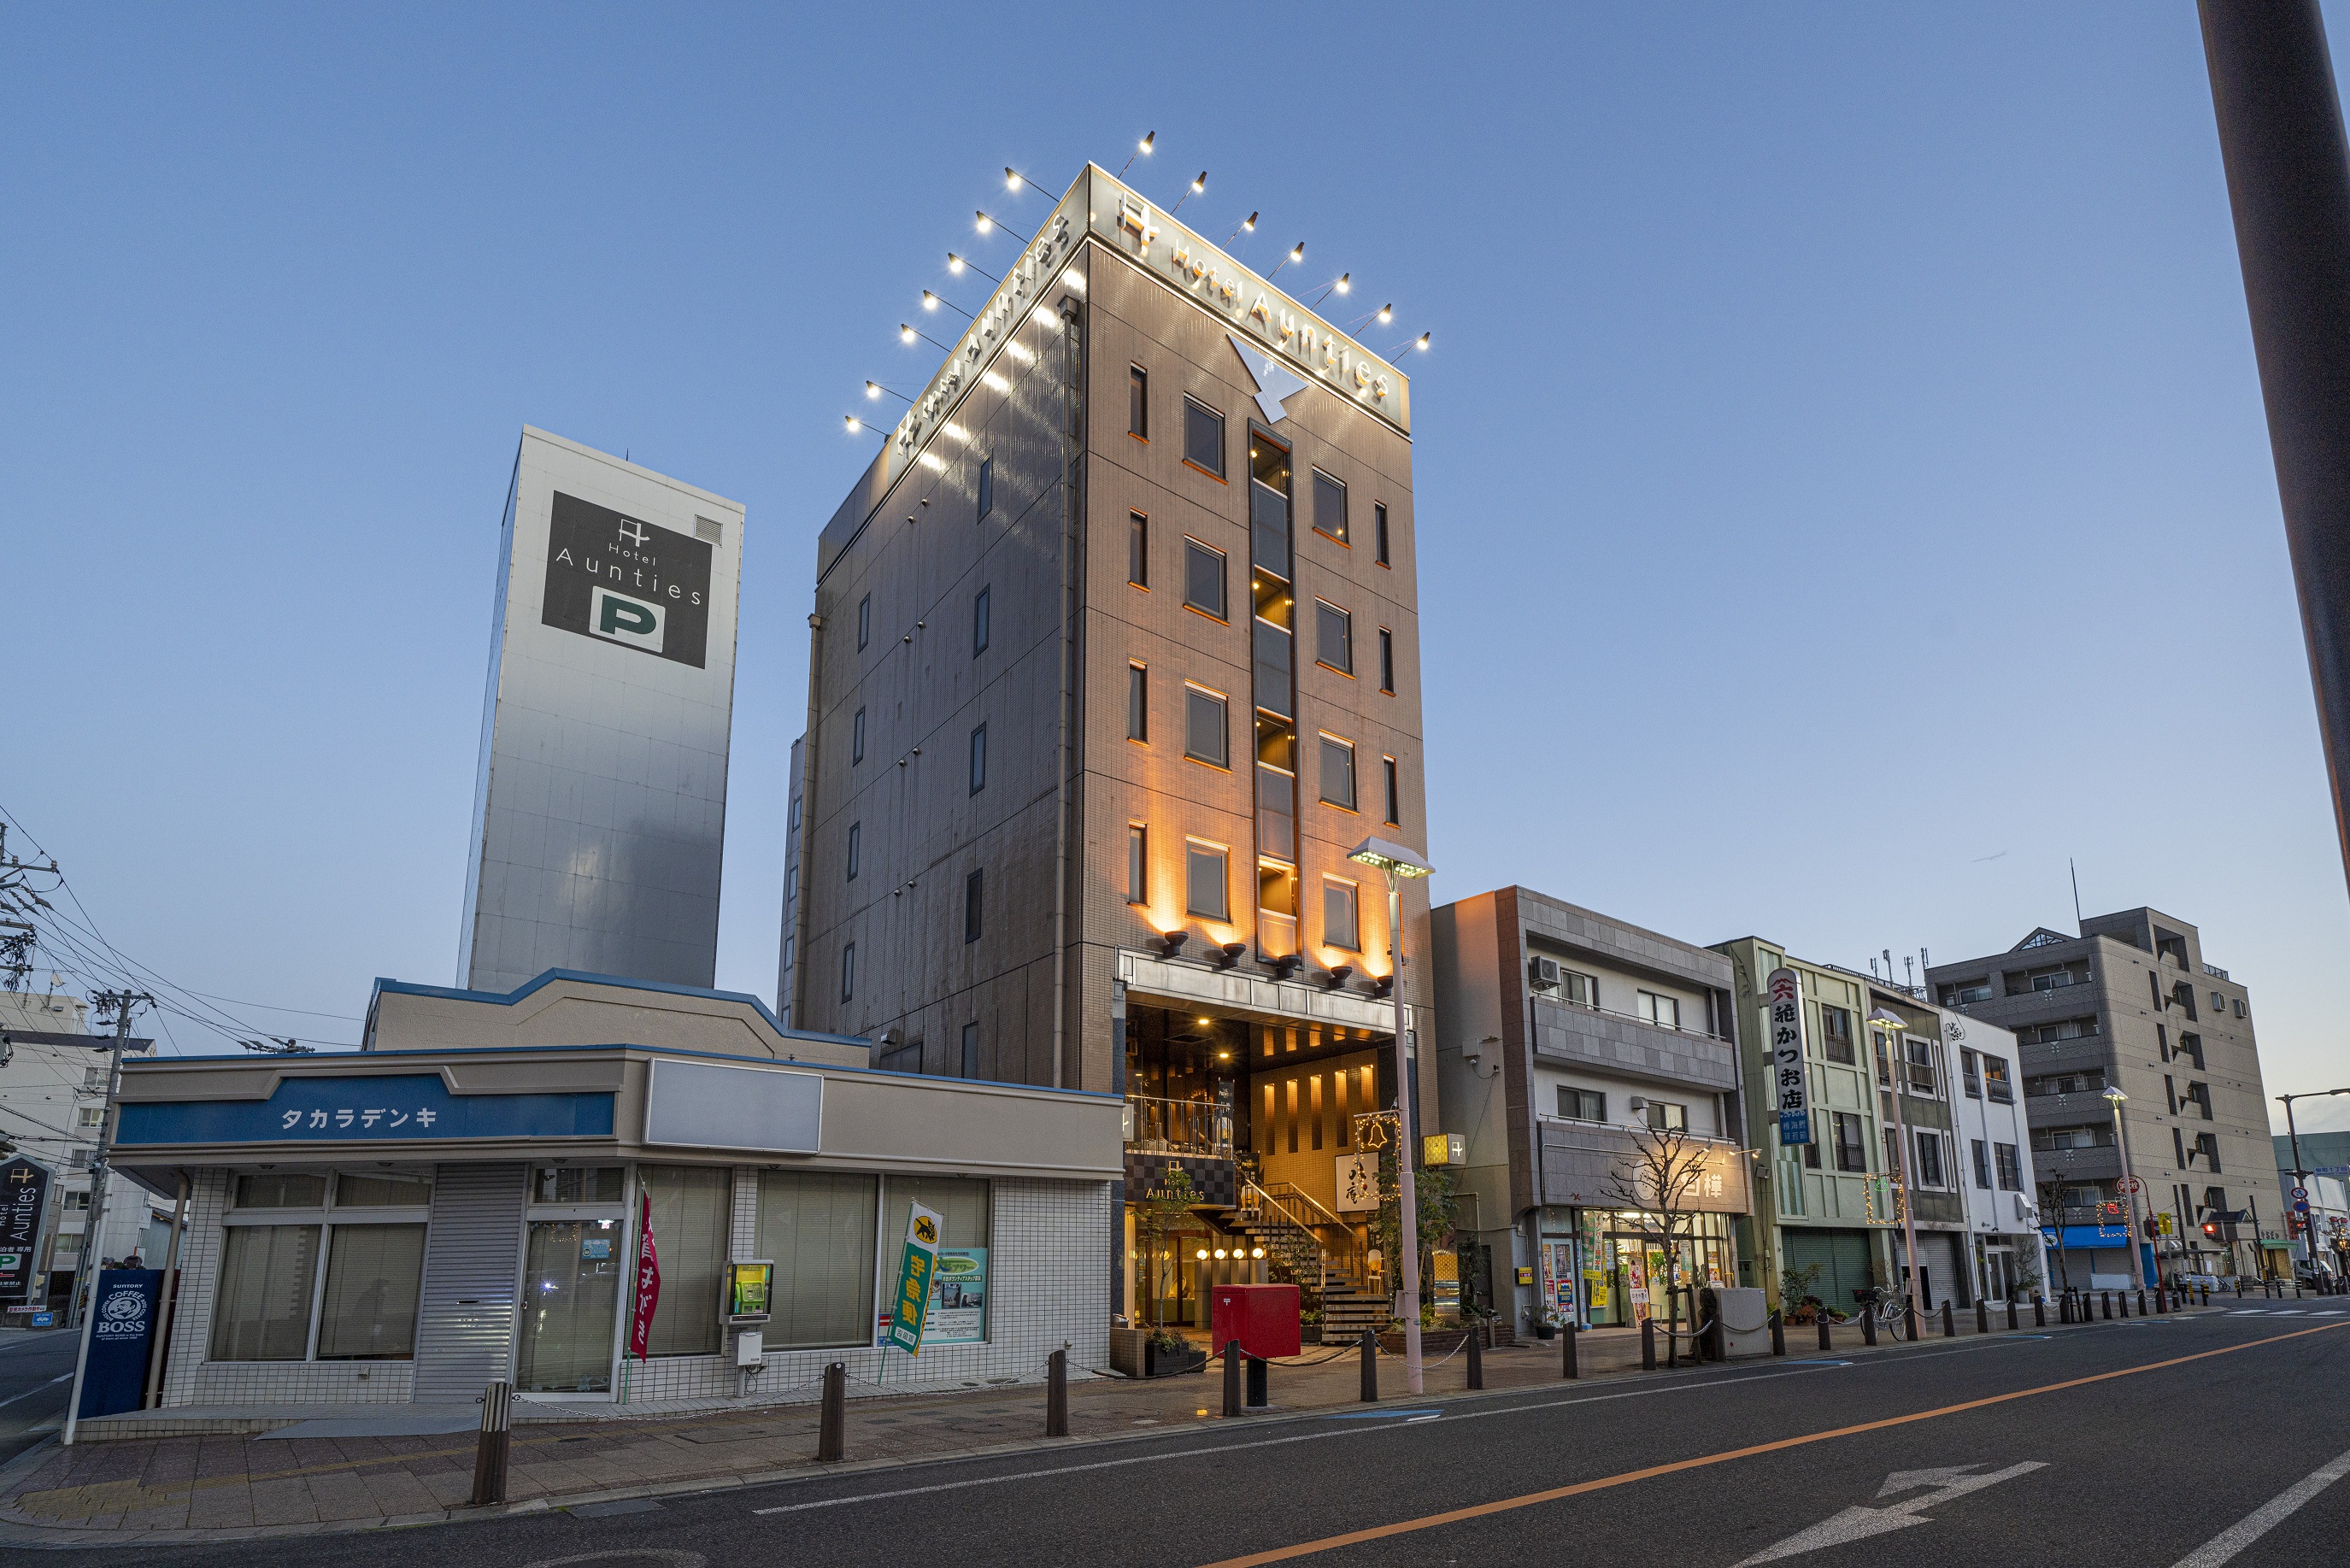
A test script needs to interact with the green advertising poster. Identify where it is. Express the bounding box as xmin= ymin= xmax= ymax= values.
xmin=925 ymin=1248 xmax=988 ymax=1345
xmin=884 ymin=1202 xmax=943 ymax=1354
